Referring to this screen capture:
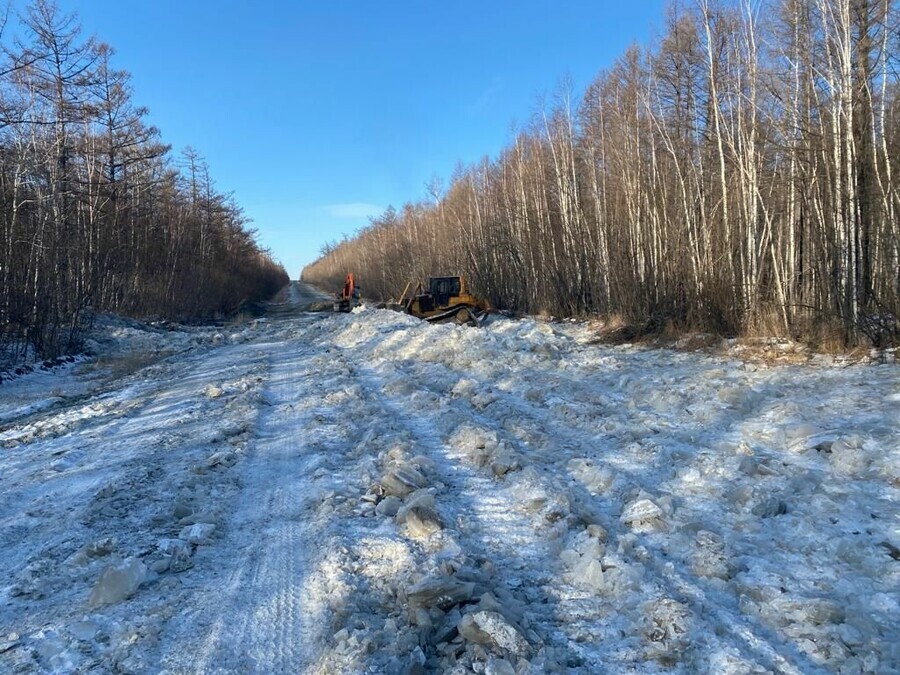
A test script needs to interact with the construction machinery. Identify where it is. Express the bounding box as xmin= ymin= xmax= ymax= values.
xmin=334 ymin=273 xmax=361 ymax=313
xmin=395 ymin=276 xmax=491 ymax=326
